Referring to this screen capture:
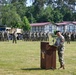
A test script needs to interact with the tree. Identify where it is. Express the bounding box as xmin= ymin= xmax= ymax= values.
xmin=63 ymin=11 xmax=73 ymax=21
xmin=59 ymin=5 xmax=70 ymax=15
xmin=36 ymin=6 xmax=53 ymax=22
xmin=1 ymin=4 xmax=22 ymax=28
xmin=22 ymin=16 xmax=31 ymax=31
xmin=66 ymin=0 xmax=75 ymax=4
xmin=12 ymin=2 xmax=26 ymax=18
xmin=52 ymin=10 xmax=63 ymax=22
xmin=25 ymin=6 xmax=36 ymax=23
xmin=32 ymin=0 xmax=46 ymax=17
xmin=6 ymin=11 xmax=22 ymax=28
xmin=72 ymin=12 xmax=76 ymax=21
xmin=46 ymin=0 xmax=64 ymax=8
xmin=46 ymin=0 xmax=76 ymax=12
xmin=11 ymin=0 xmax=27 ymax=4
